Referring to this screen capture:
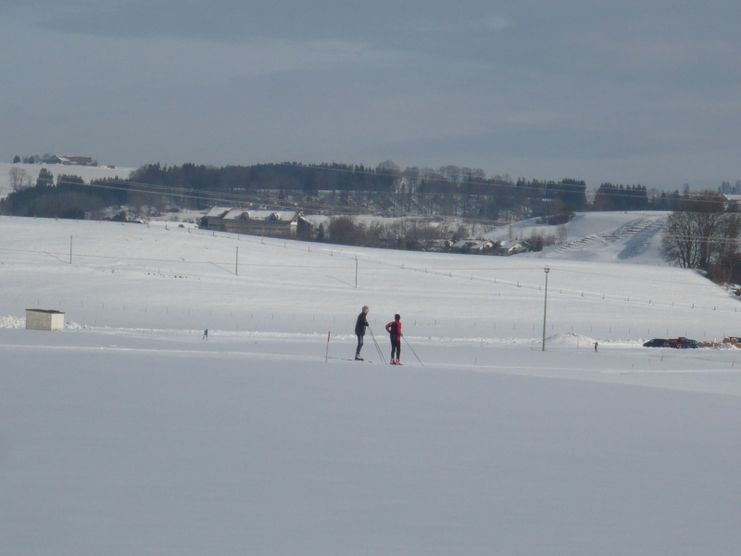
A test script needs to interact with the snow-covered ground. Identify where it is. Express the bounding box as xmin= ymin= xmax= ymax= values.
xmin=1 ymin=215 xmax=740 ymax=555
xmin=0 ymin=162 xmax=134 ymax=199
